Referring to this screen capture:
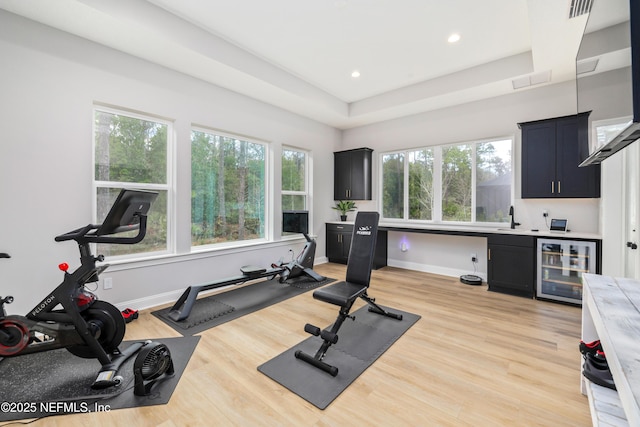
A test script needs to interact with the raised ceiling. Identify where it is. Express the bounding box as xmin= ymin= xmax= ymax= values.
xmin=0 ymin=0 xmax=629 ymax=129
